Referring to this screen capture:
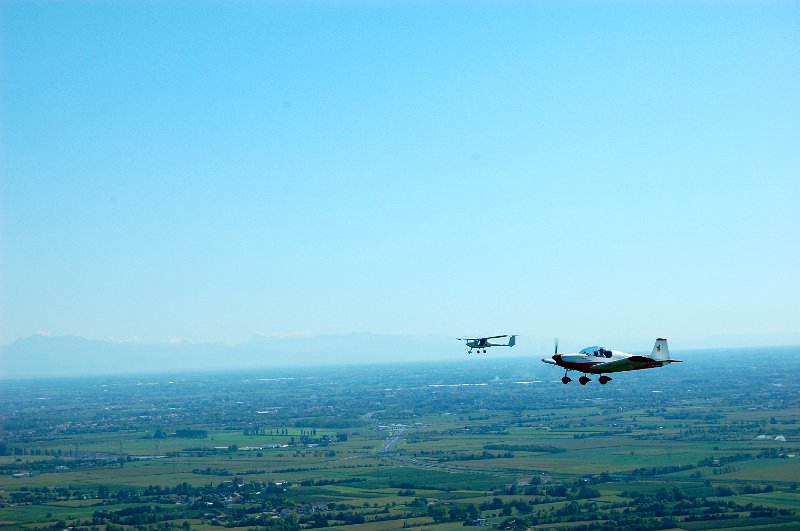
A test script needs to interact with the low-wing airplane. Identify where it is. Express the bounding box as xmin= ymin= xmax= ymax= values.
xmin=541 ymin=338 xmax=680 ymax=384
xmin=458 ymin=334 xmax=516 ymax=353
